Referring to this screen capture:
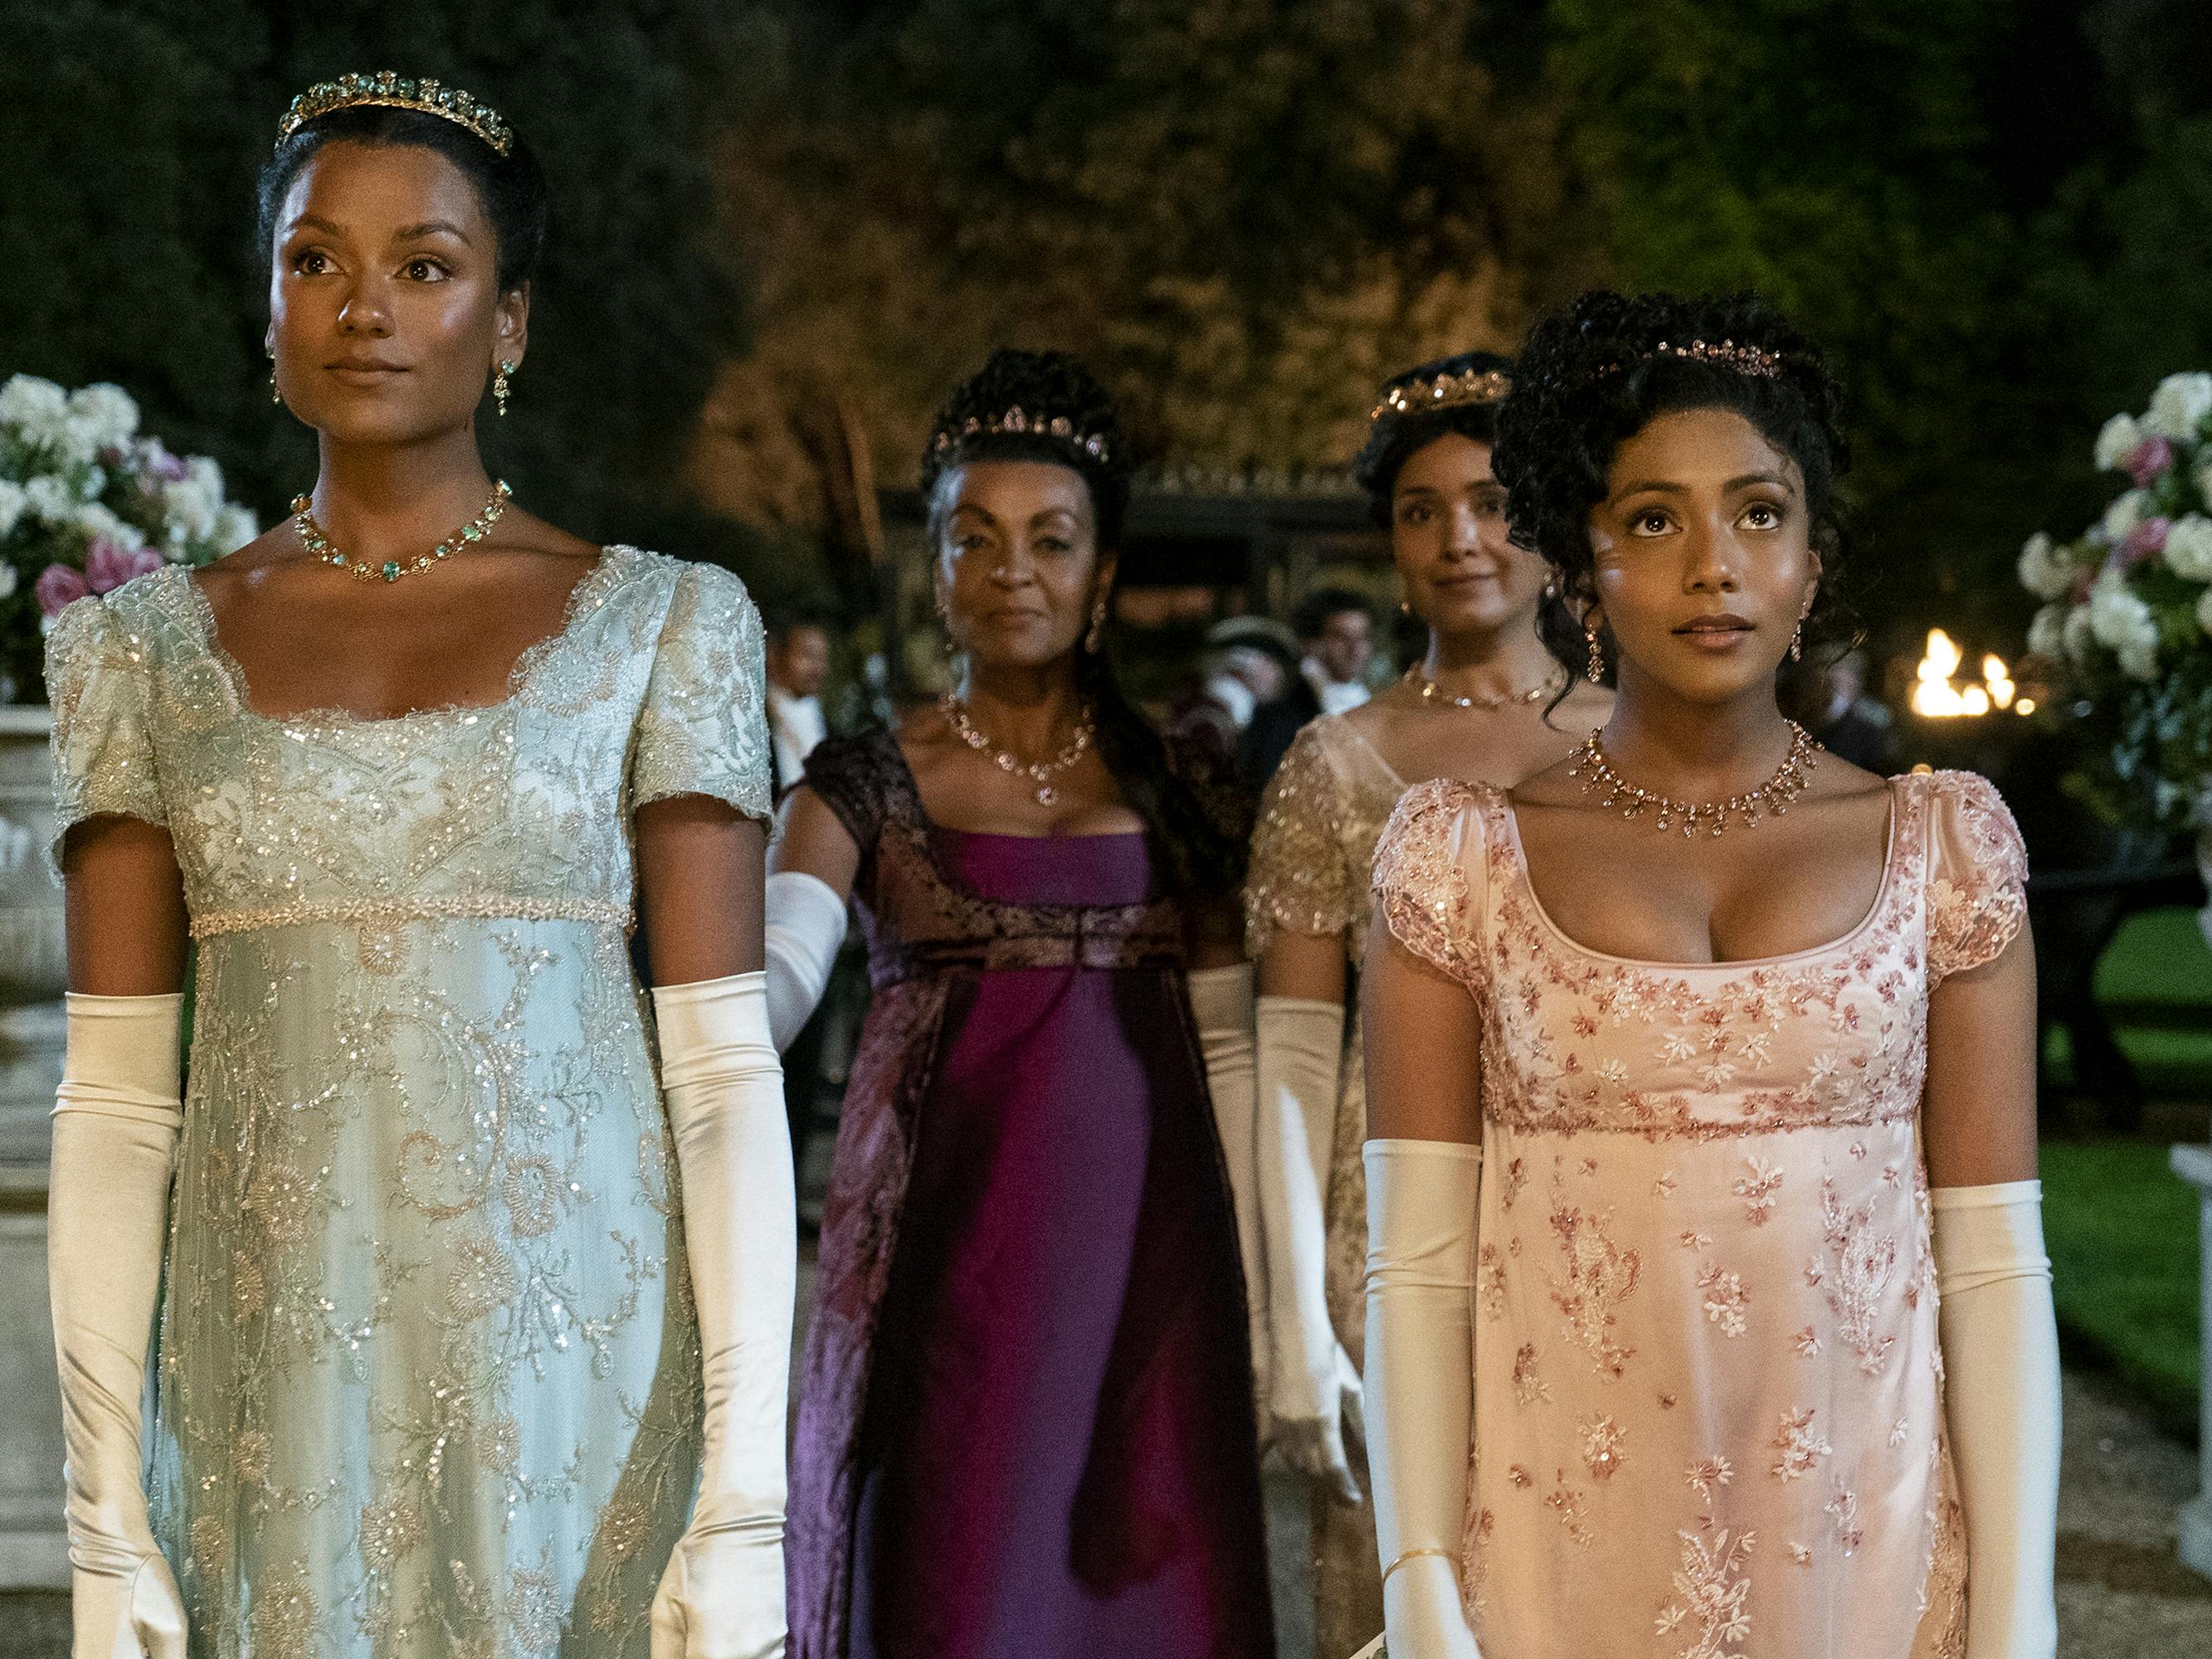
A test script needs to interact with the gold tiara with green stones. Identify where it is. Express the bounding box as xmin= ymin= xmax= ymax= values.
xmin=276 ymin=71 xmax=514 ymax=157
xmin=1367 ymin=365 xmax=1513 ymax=424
